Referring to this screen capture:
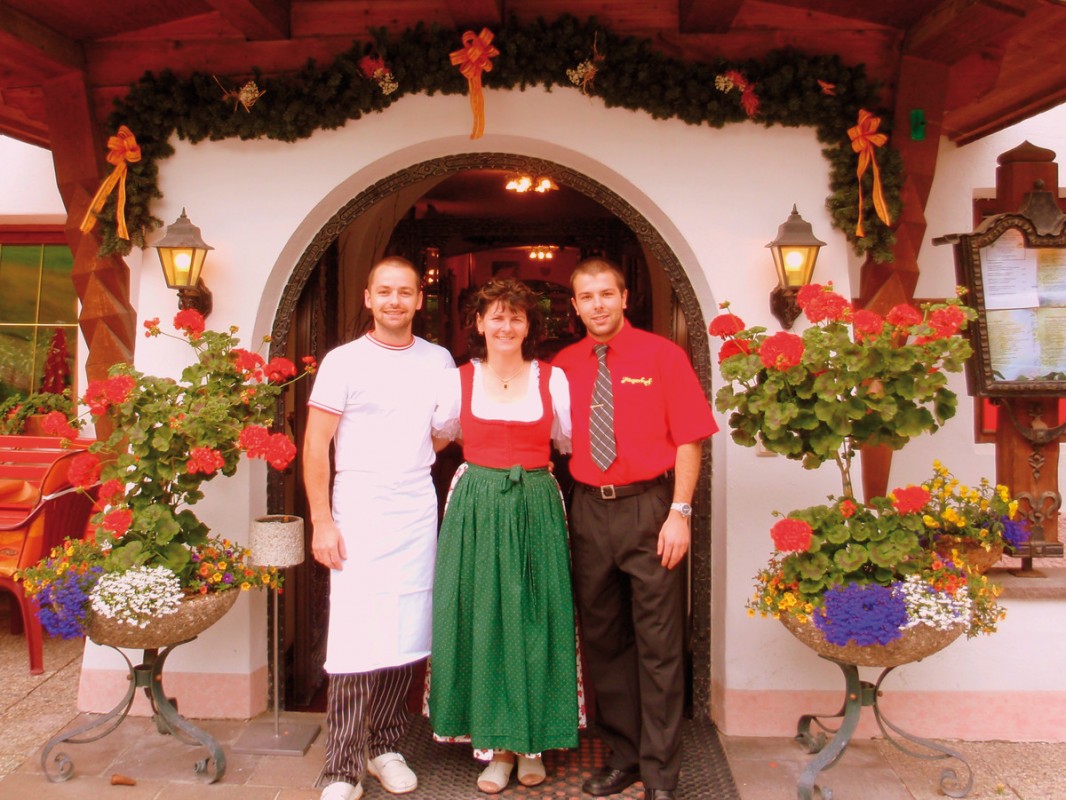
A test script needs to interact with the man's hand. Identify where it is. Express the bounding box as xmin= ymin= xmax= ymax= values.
xmin=657 ymin=512 xmax=691 ymax=569
xmin=312 ymin=518 xmax=348 ymax=570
